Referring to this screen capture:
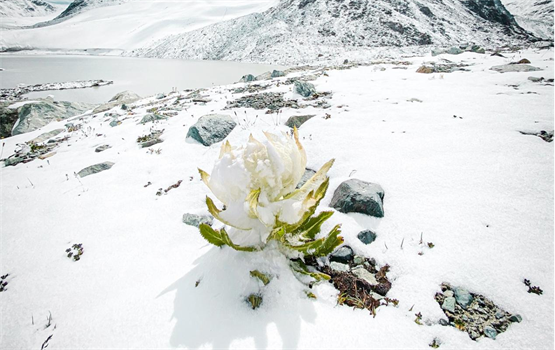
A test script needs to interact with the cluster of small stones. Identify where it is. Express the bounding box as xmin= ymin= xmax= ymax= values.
xmin=136 ymin=130 xmax=164 ymax=148
xmin=225 ymin=92 xmax=302 ymax=111
xmin=2 ymin=131 xmax=69 ymax=166
xmin=435 ymin=283 xmax=522 ymax=340
xmin=232 ymin=84 xmax=272 ymax=94
xmin=416 ymin=60 xmax=471 ymax=74
xmin=66 ymin=243 xmax=84 ymax=261
xmin=0 ymin=274 xmax=9 ymax=292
